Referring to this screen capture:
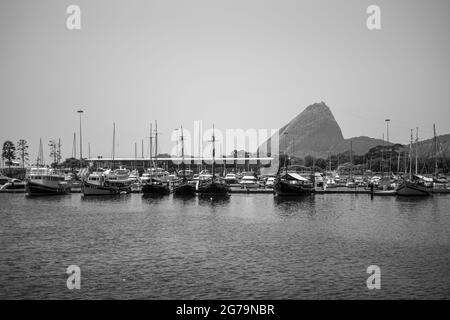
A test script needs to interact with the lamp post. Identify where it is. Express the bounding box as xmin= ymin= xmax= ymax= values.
xmin=77 ymin=109 xmax=84 ymax=167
